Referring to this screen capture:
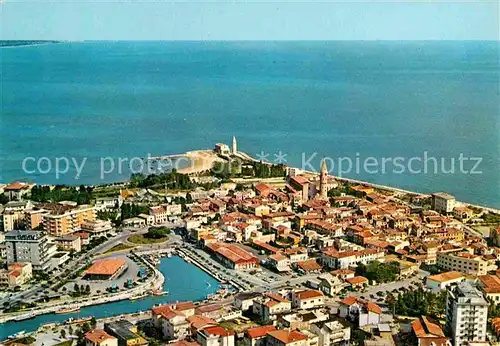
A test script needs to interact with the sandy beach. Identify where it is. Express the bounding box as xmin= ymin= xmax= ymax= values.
xmin=178 ymin=150 xmax=226 ymax=174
